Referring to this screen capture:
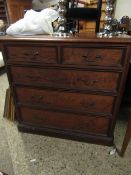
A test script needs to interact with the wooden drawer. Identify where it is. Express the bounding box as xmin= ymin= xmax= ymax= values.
xmin=10 ymin=66 xmax=120 ymax=92
xmin=62 ymin=47 xmax=124 ymax=67
xmin=15 ymin=87 xmax=115 ymax=114
xmin=6 ymin=45 xmax=57 ymax=64
xmin=19 ymin=107 xmax=111 ymax=135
